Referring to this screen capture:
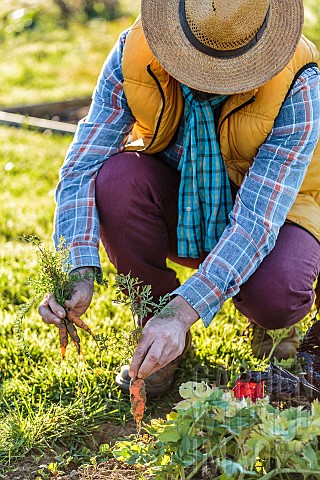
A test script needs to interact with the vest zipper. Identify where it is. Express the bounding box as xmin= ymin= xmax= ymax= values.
xmin=139 ymin=64 xmax=166 ymax=152
xmin=217 ymin=95 xmax=256 ymax=144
